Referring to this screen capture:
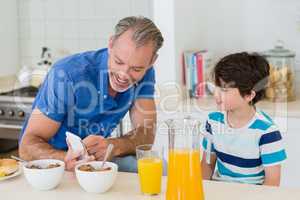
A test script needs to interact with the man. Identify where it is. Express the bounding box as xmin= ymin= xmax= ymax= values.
xmin=19 ymin=16 xmax=164 ymax=172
